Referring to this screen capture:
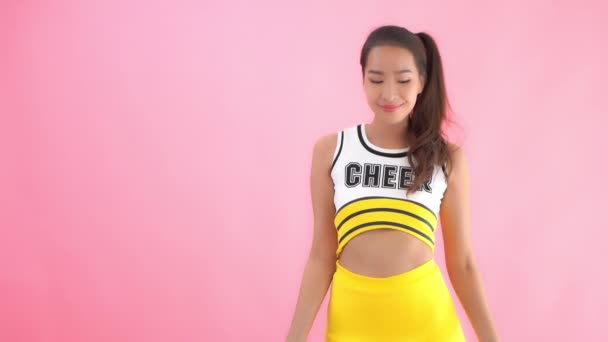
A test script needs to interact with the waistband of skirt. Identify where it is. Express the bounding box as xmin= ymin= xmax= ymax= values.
xmin=333 ymin=258 xmax=439 ymax=290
